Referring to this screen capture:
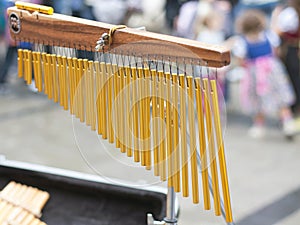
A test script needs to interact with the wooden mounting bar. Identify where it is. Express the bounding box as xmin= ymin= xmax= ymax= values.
xmin=7 ymin=6 xmax=230 ymax=67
